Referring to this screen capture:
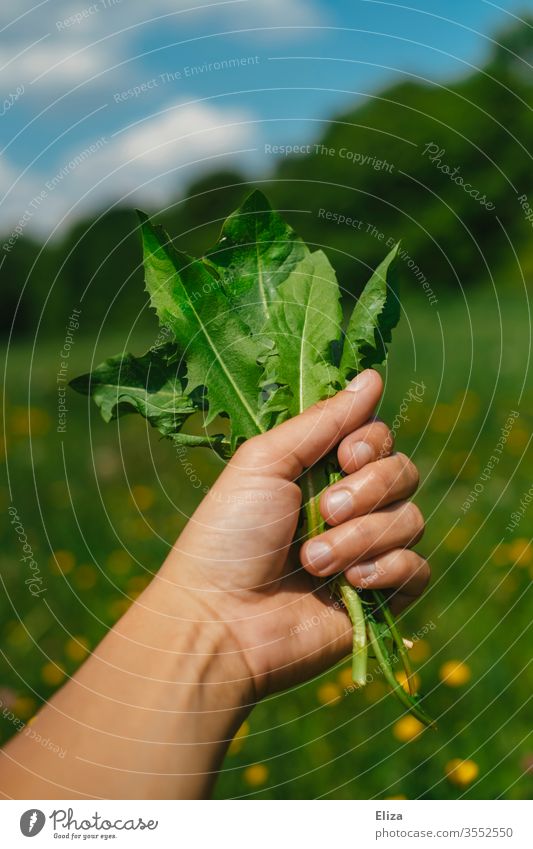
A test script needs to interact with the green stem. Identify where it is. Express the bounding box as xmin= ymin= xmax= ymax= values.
xmin=367 ymin=617 xmax=435 ymax=728
xmin=372 ymin=589 xmax=416 ymax=696
xmin=301 ymin=459 xmax=368 ymax=686
xmin=300 ymin=458 xmax=434 ymax=727
xmin=334 ymin=575 xmax=367 ymax=686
